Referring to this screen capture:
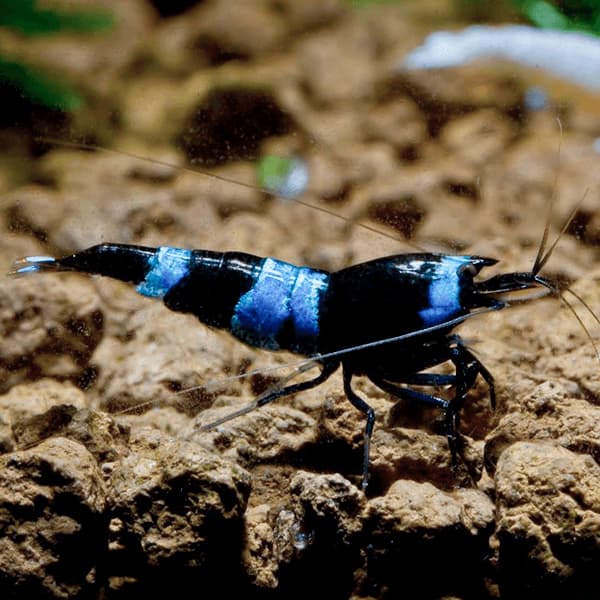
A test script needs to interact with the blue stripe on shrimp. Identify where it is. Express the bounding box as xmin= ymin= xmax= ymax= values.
xmin=419 ymin=255 xmax=474 ymax=326
xmin=136 ymin=247 xmax=192 ymax=298
xmin=231 ymin=257 xmax=329 ymax=353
